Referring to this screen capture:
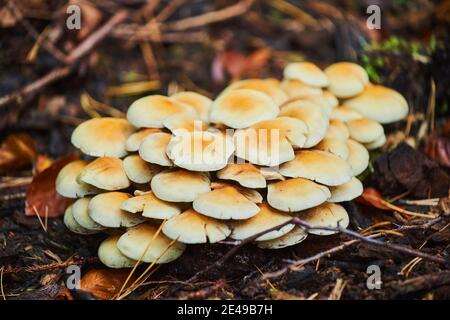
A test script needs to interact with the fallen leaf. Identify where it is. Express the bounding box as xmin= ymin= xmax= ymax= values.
xmin=0 ymin=134 xmax=36 ymax=174
xmin=80 ymin=269 xmax=136 ymax=300
xmin=356 ymin=187 xmax=390 ymax=210
xmin=0 ymin=6 xmax=18 ymax=27
xmin=34 ymin=154 xmax=53 ymax=174
xmin=25 ymin=154 xmax=78 ymax=218
xmin=212 ymin=51 xmax=247 ymax=83
xmin=245 ymin=48 xmax=272 ymax=76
